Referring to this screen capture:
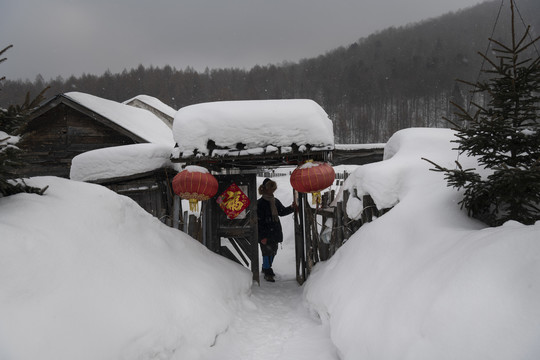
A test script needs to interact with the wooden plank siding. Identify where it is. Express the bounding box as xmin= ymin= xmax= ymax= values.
xmin=98 ymin=169 xmax=177 ymax=224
